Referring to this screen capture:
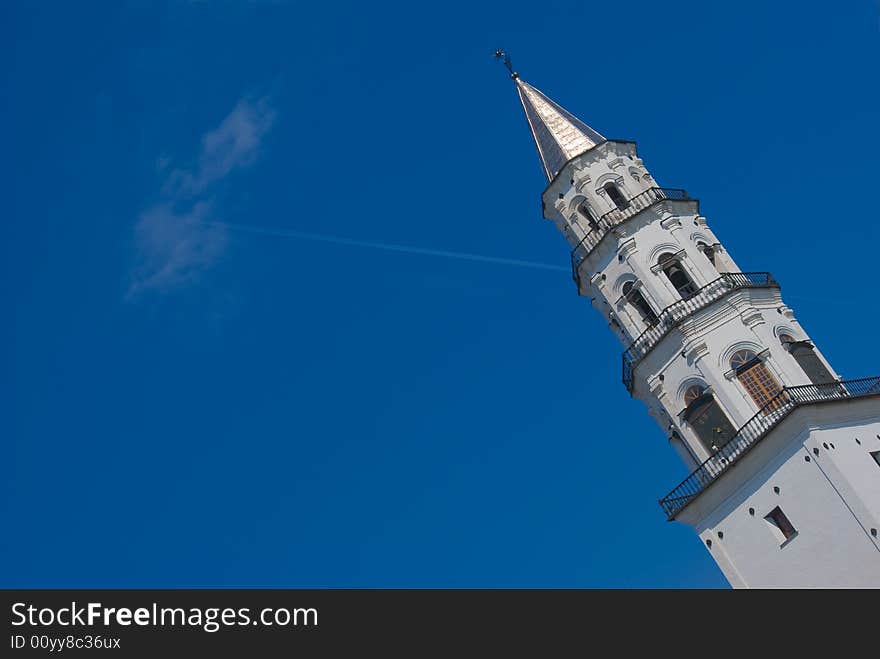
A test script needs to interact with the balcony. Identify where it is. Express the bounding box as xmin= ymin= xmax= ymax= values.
xmin=570 ymin=187 xmax=697 ymax=290
xmin=658 ymin=377 xmax=880 ymax=519
xmin=622 ymin=272 xmax=779 ymax=392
